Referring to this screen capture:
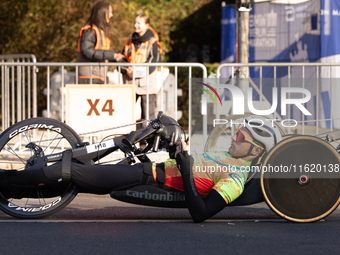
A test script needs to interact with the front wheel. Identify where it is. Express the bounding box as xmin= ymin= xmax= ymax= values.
xmin=0 ymin=118 xmax=82 ymax=219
